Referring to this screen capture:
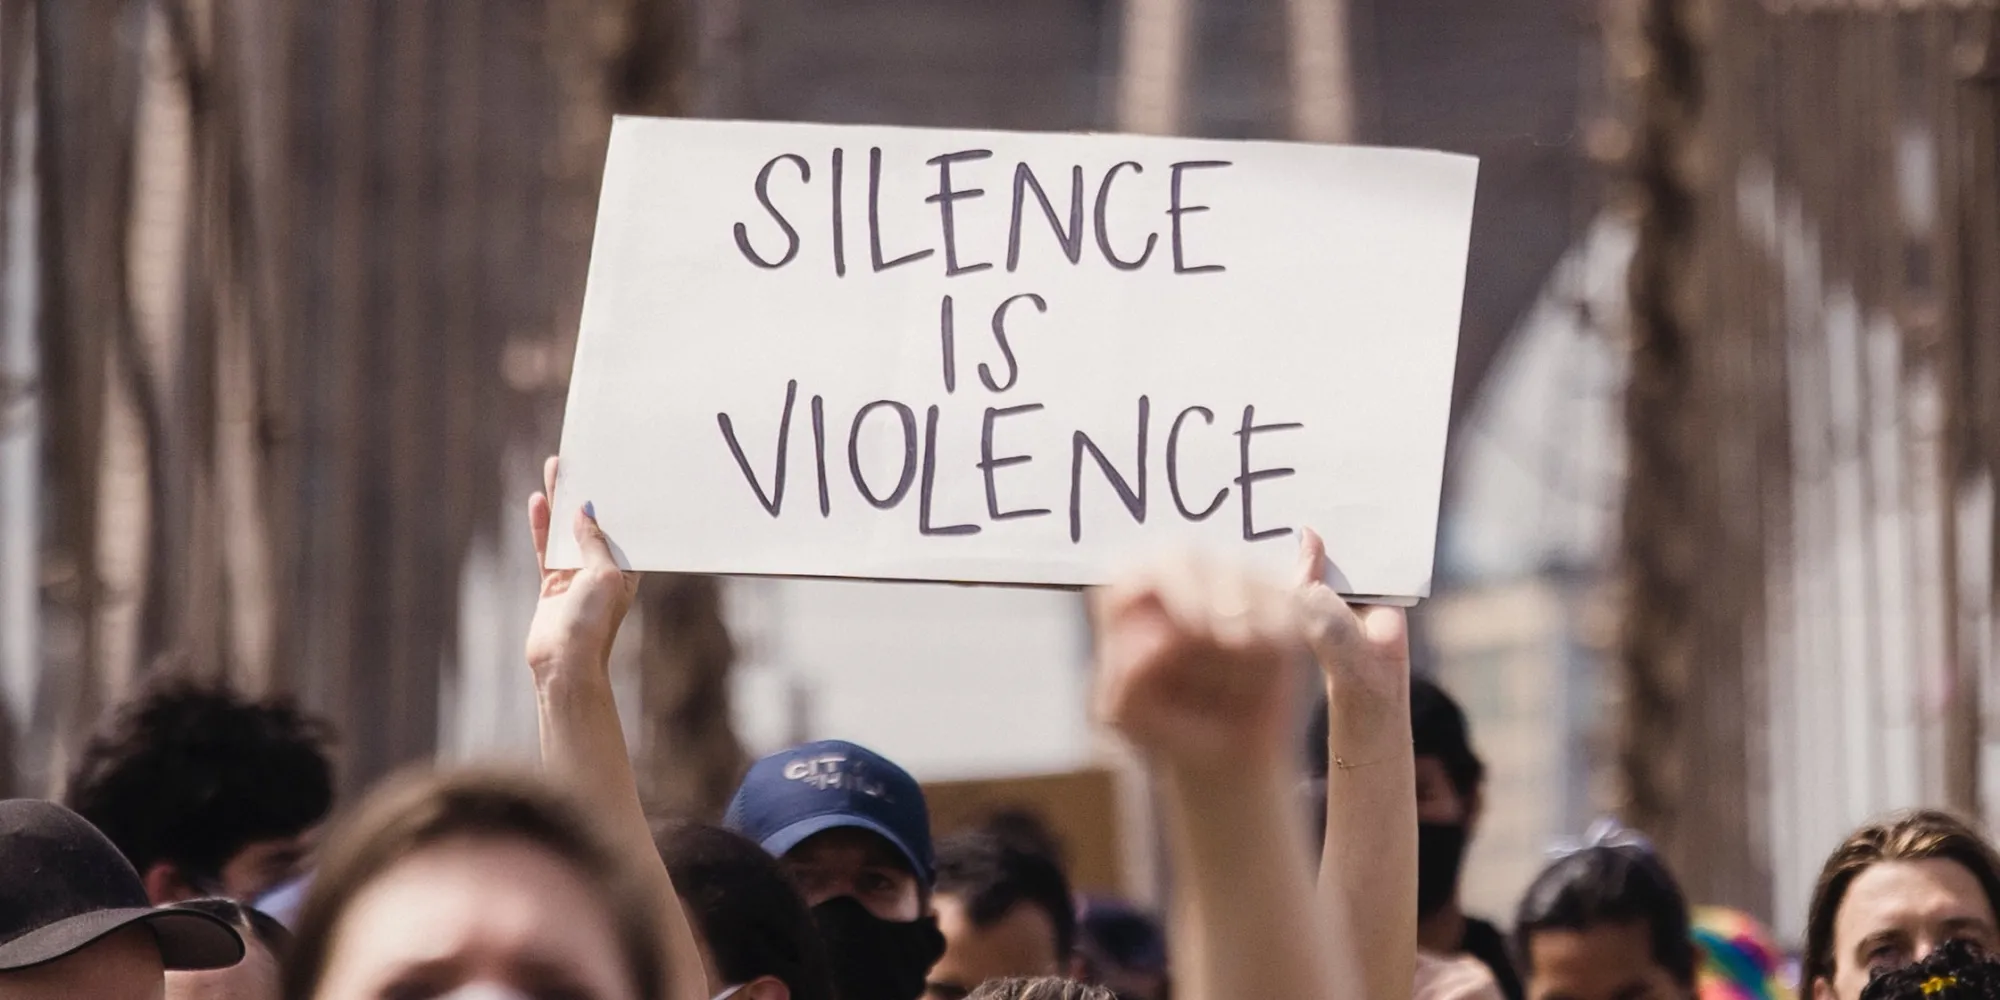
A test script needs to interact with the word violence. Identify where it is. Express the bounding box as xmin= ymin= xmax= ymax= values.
xmin=716 ymin=380 xmax=1304 ymax=545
